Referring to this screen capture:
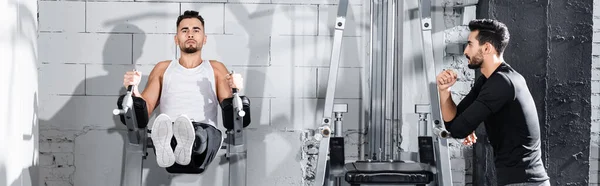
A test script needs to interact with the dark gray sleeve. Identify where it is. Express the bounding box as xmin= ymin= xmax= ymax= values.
xmin=445 ymin=74 xmax=514 ymax=138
